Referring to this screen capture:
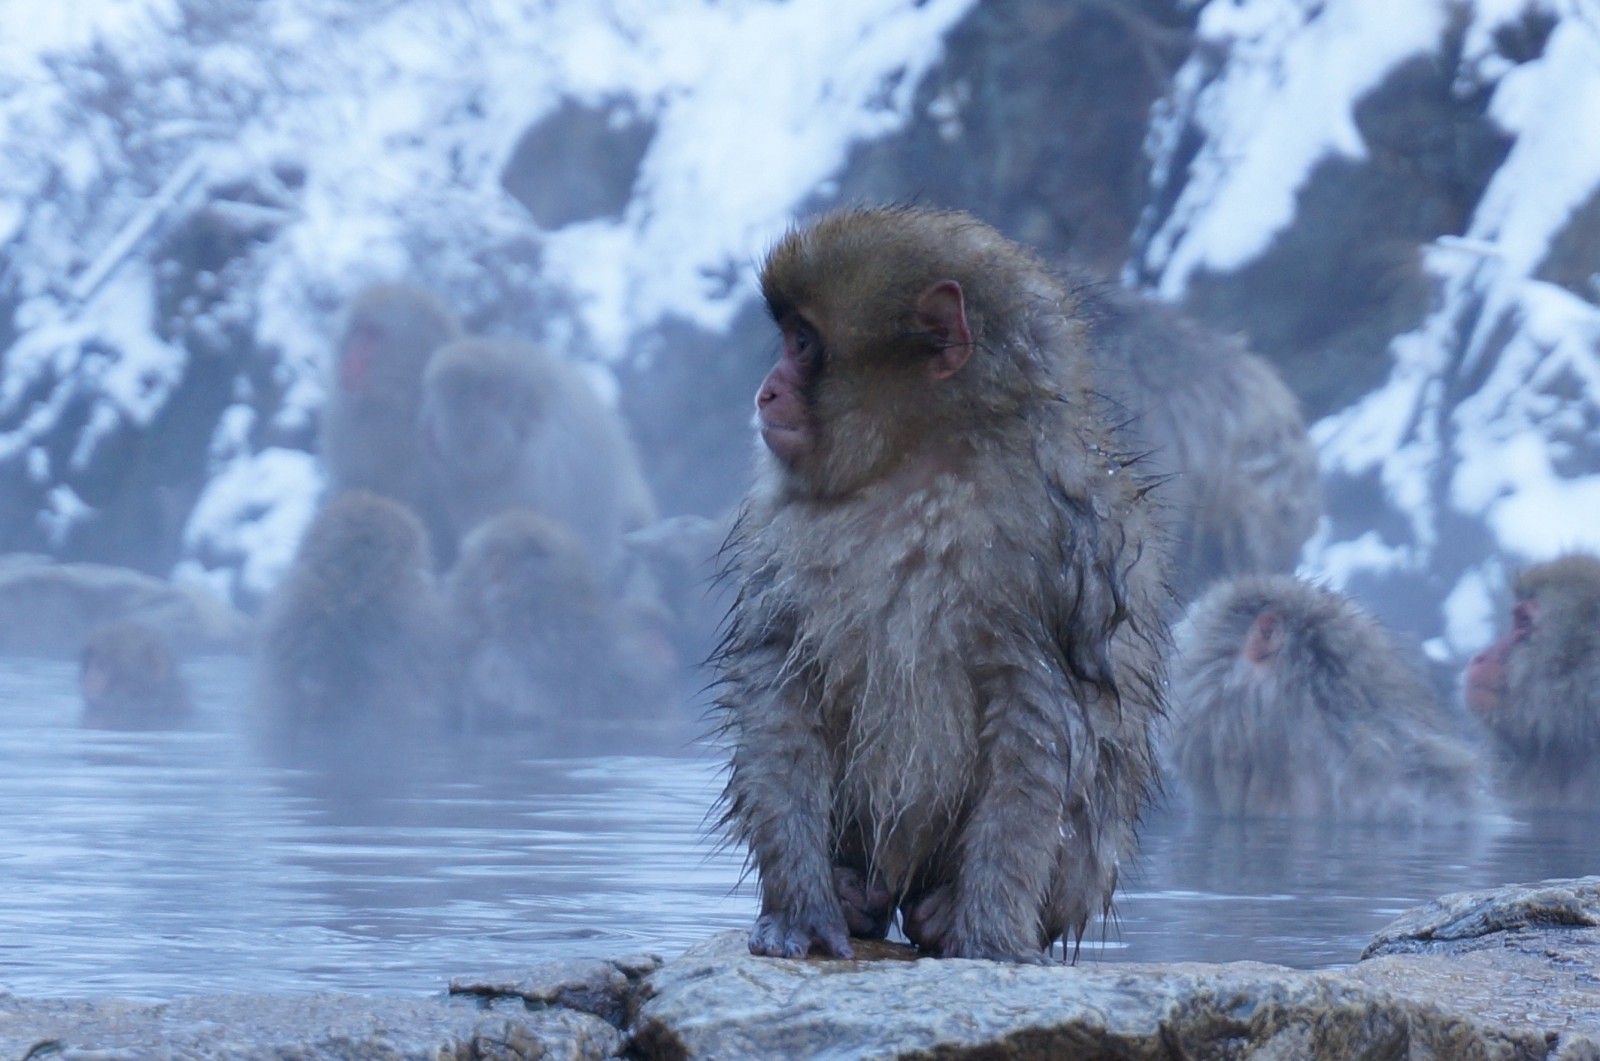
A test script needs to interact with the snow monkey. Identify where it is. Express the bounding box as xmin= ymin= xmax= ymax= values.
xmin=1168 ymin=575 xmax=1488 ymax=823
xmin=716 ymin=206 xmax=1168 ymax=962
xmin=419 ymin=337 xmax=657 ymax=581
xmin=79 ymin=620 xmax=193 ymax=729
xmin=255 ymin=490 xmax=450 ymax=727
xmin=320 ymin=283 xmax=461 ymax=563
xmin=1081 ymin=287 xmax=1320 ymax=604
xmin=1465 ymin=553 xmax=1600 ymax=808
xmin=446 ymin=509 xmax=673 ymax=729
